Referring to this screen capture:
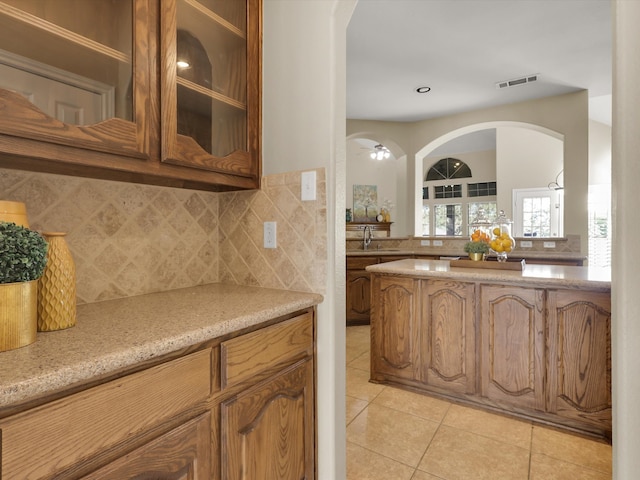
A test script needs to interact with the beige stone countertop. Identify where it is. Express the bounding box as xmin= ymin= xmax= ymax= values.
xmin=347 ymin=249 xmax=587 ymax=261
xmin=366 ymin=259 xmax=611 ymax=290
xmin=0 ymin=283 xmax=323 ymax=411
